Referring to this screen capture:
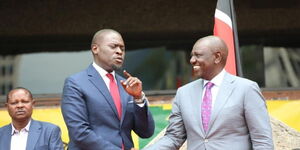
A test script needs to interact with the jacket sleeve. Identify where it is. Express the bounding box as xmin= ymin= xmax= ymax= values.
xmin=132 ymin=98 xmax=155 ymax=138
xmin=48 ymin=125 xmax=64 ymax=150
xmin=244 ymin=82 xmax=274 ymax=150
xmin=144 ymin=89 xmax=187 ymax=150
